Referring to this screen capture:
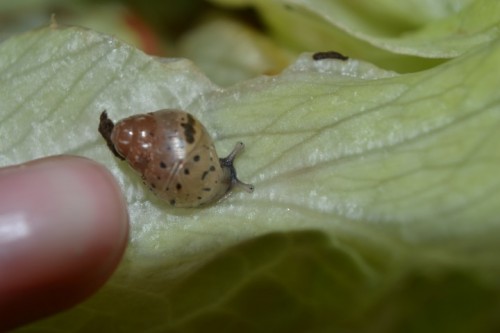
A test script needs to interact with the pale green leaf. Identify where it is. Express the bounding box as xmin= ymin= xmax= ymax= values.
xmin=177 ymin=18 xmax=295 ymax=86
xmin=211 ymin=0 xmax=500 ymax=72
